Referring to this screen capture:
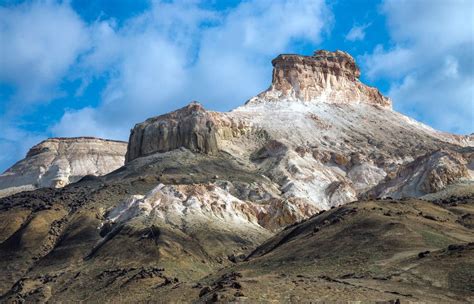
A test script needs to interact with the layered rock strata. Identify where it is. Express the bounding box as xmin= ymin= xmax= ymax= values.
xmin=0 ymin=137 xmax=127 ymax=197
xmin=126 ymin=102 xmax=219 ymax=162
xmin=247 ymin=50 xmax=391 ymax=107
